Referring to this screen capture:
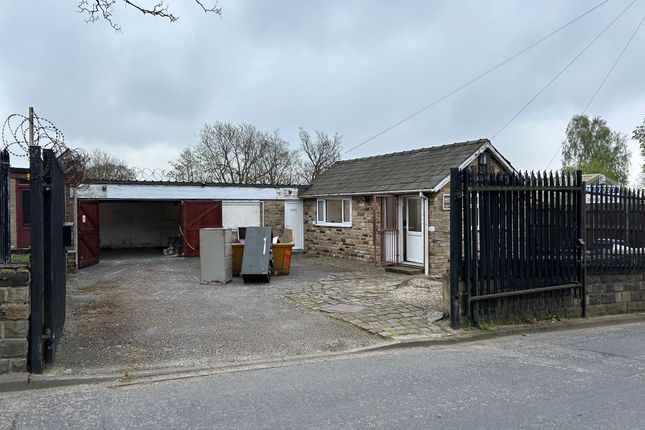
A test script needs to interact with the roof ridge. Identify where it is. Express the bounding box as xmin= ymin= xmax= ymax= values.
xmin=336 ymin=138 xmax=490 ymax=165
